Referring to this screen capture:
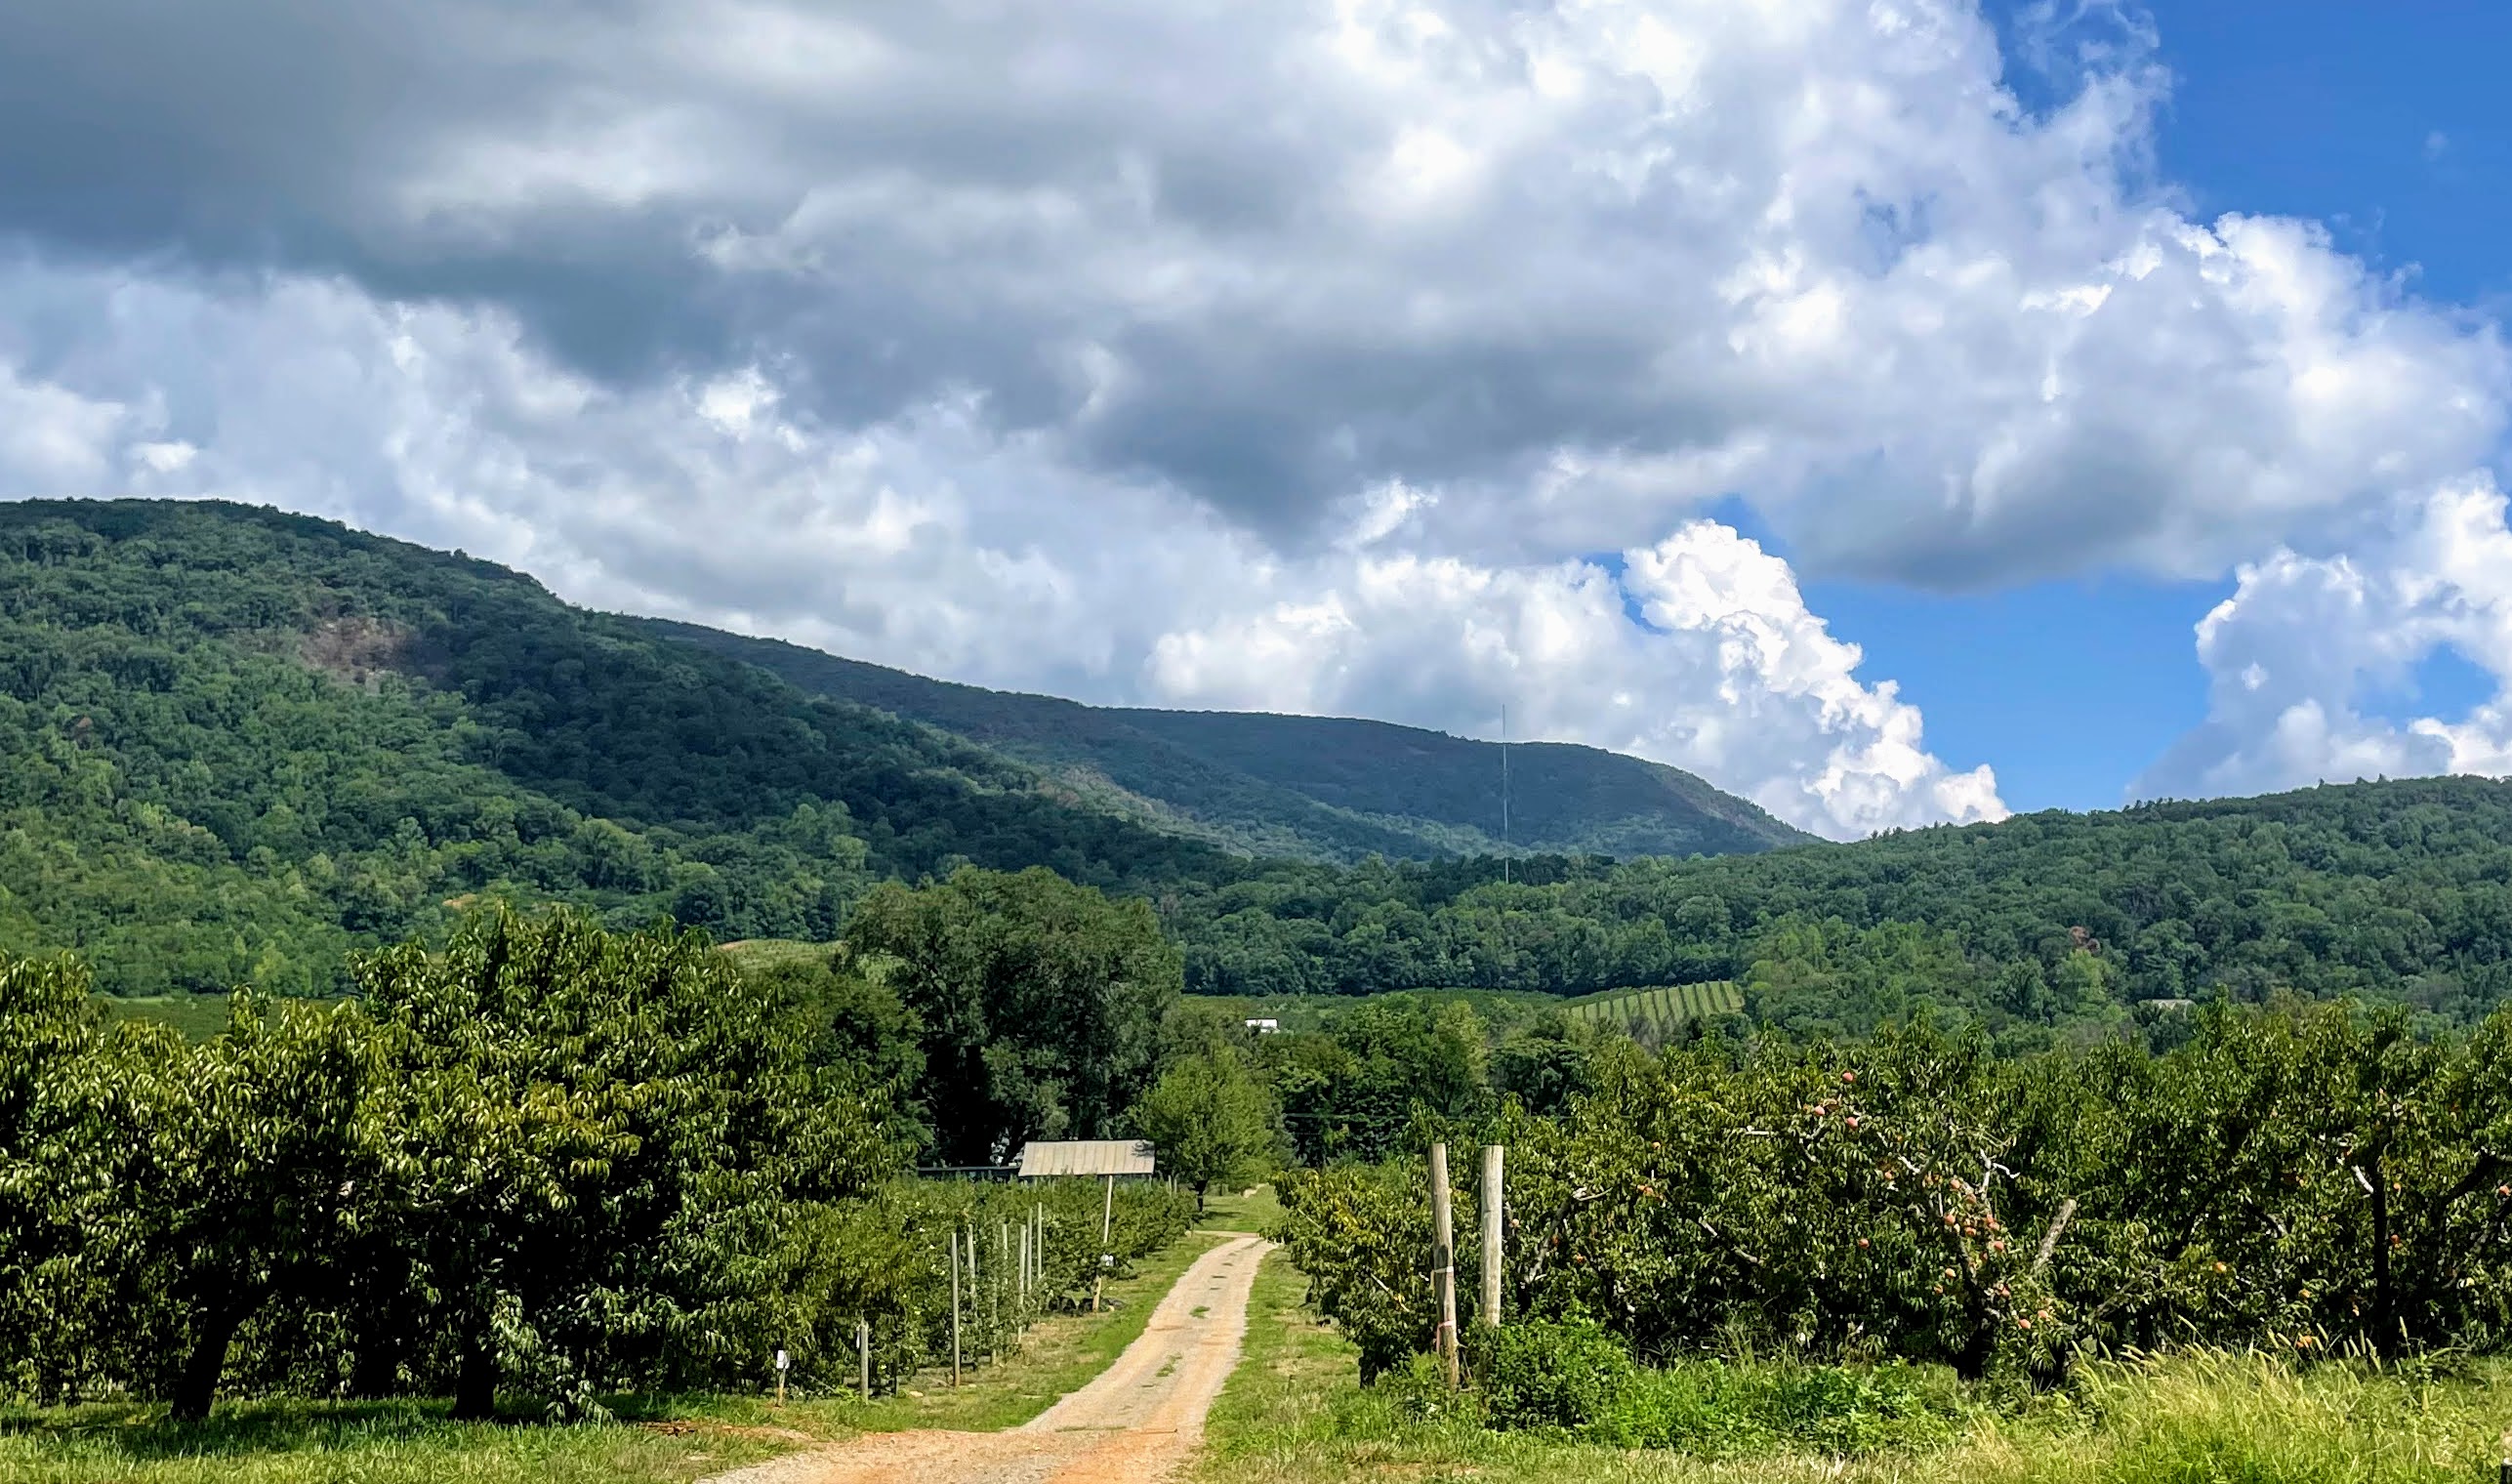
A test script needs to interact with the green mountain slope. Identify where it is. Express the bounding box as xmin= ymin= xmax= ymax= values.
xmin=635 ymin=620 xmax=1813 ymax=862
xmin=0 ymin=499 xmax=1234 ymax=994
